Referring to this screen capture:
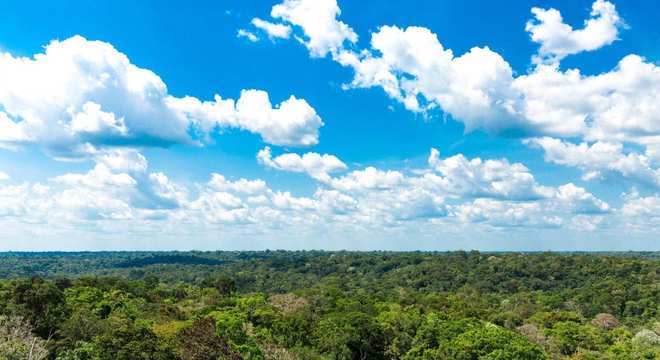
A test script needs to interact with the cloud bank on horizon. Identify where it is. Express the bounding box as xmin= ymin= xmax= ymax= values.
xmin=0 ymin=0 xmax=658 ymax=250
